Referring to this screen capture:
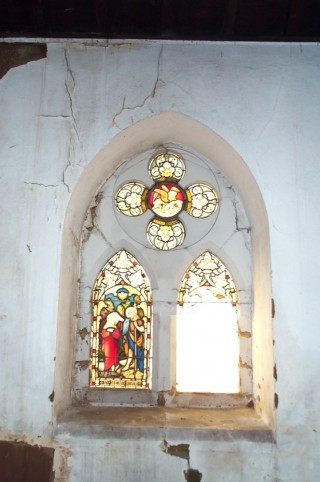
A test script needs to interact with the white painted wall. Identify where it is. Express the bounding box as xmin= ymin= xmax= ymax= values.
xmin=0 ymin=40 xmax=319 ymax=481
